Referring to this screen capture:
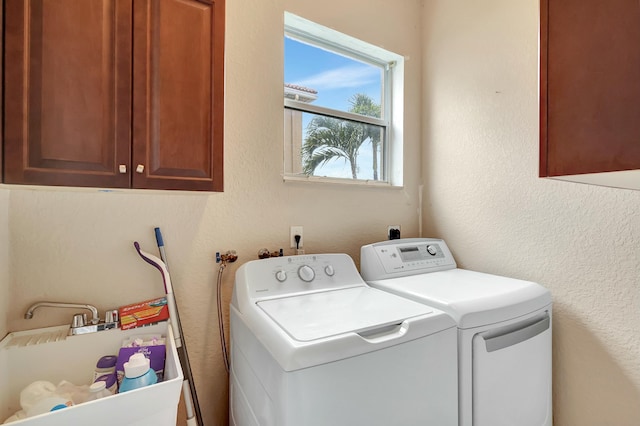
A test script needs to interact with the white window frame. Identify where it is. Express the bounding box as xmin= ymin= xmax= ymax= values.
xmin=283 ymin=12 xmax=404 ymax=187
